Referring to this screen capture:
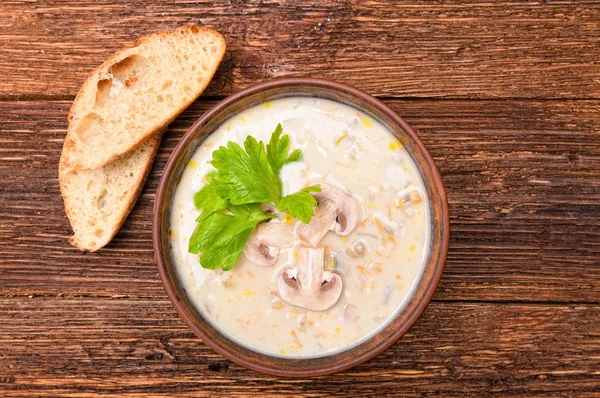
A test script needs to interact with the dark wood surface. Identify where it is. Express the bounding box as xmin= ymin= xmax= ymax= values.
xmin=1 ymin=1 xmax=599 ymax=396
xmin=3 ymin=0 xmax=600 ymax=99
